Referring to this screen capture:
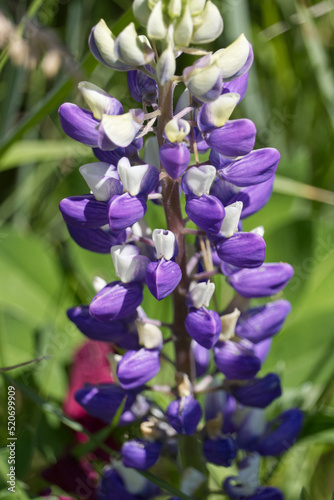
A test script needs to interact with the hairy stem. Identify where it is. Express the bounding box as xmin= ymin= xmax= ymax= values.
xmin=157 ymin=81 xmax=194 ymax=379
